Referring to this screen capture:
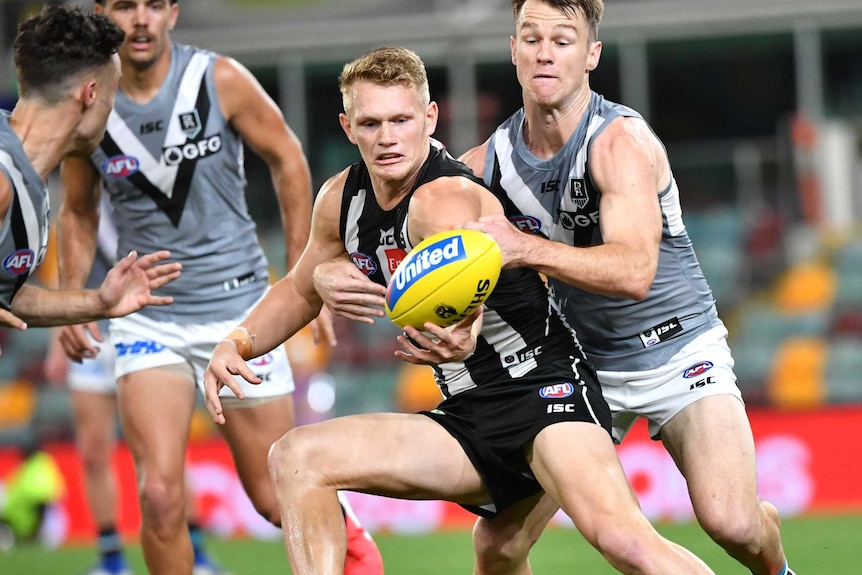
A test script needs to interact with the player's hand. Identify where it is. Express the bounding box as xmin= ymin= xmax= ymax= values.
xmin=99 ymin=250 xmax=182 ymax=317
xmin=44 ymin=330 xmax=70 ymax=385
xmin=313 ymin=256 xmax=387 ymax=324
xmin=203 ymin=340 xmax=261 ymax=425
xmin=57 ymin=322 xmax=103 ymax=363
xmin=464 ymin=214 xmax=528 ymax=269
xmin=0 ymin=308 xmax=27 ymax=356
xmin=395 ymin=308 xmax=482 ymax=365
xmin=308 ymin=305 xmax=336 ymax=346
